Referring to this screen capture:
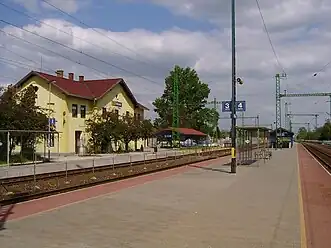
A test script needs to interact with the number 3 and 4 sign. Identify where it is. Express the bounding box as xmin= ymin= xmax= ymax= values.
xmin=221 ymin=101 xmax=246 ymax=112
